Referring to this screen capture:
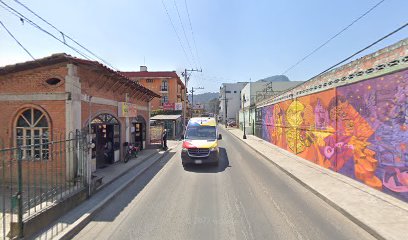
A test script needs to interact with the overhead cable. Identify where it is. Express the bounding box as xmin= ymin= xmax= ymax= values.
xmin=271 ymin=22 xmax=408 ymax=101
xmin=184 ymin=0 xmax=202 ymax=70
xmin=0 ymin=19 xmax=35 ymax=60
xmin=11 ymin=0 xmax=117 ymax=70
xmin=281 ymin=0 xmax=386 ymax=75
xmin=0 ymin=0 xmax=94 ymax=61
xmin=161 ymin=0 xmax=193 ymax=68
xmin=173 ymin=0 xmax=197 ymax=68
